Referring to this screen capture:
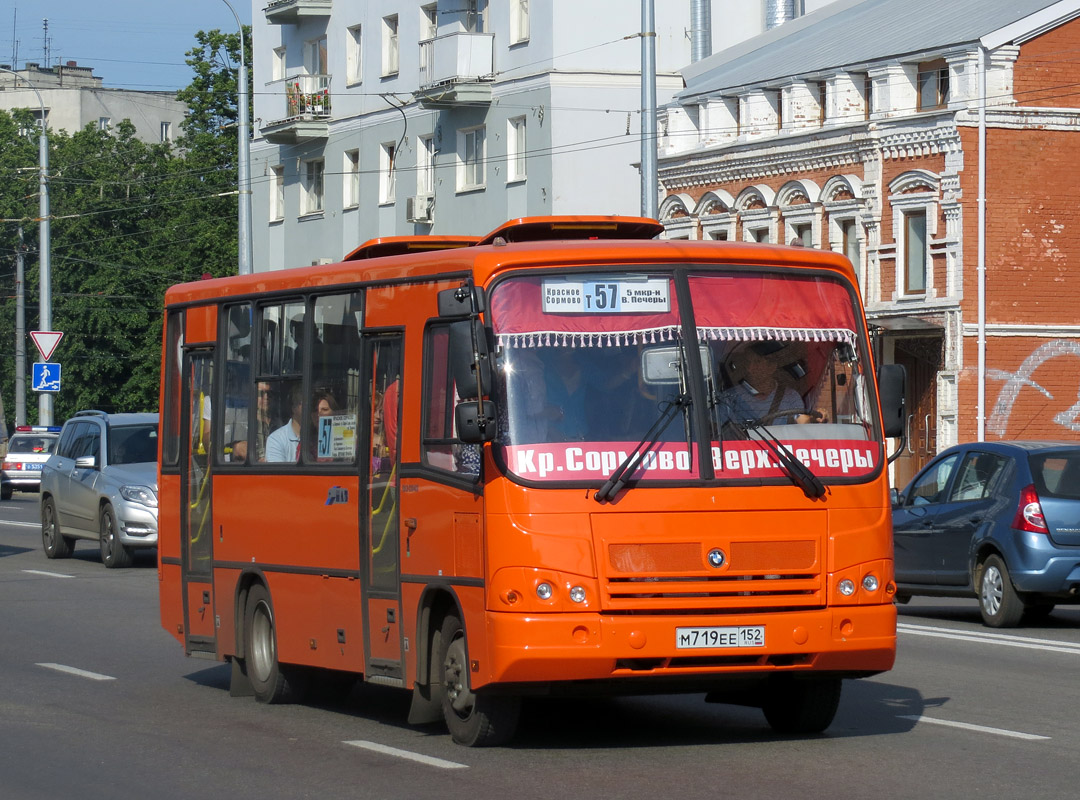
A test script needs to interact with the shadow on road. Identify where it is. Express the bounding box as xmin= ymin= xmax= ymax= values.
xmin=0 ymin=544 xmax=34 ymax=558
